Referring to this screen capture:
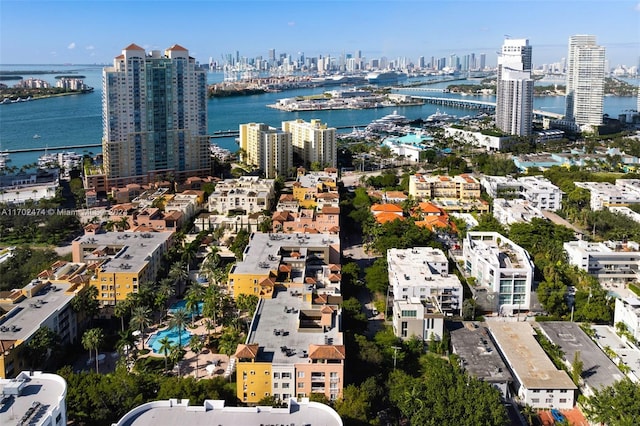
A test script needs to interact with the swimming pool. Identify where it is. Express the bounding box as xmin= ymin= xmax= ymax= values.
xmin=147 ymin=326 xmax=192 ymax=353
xmin=168 ymin=300 xmax=203 ymax=315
